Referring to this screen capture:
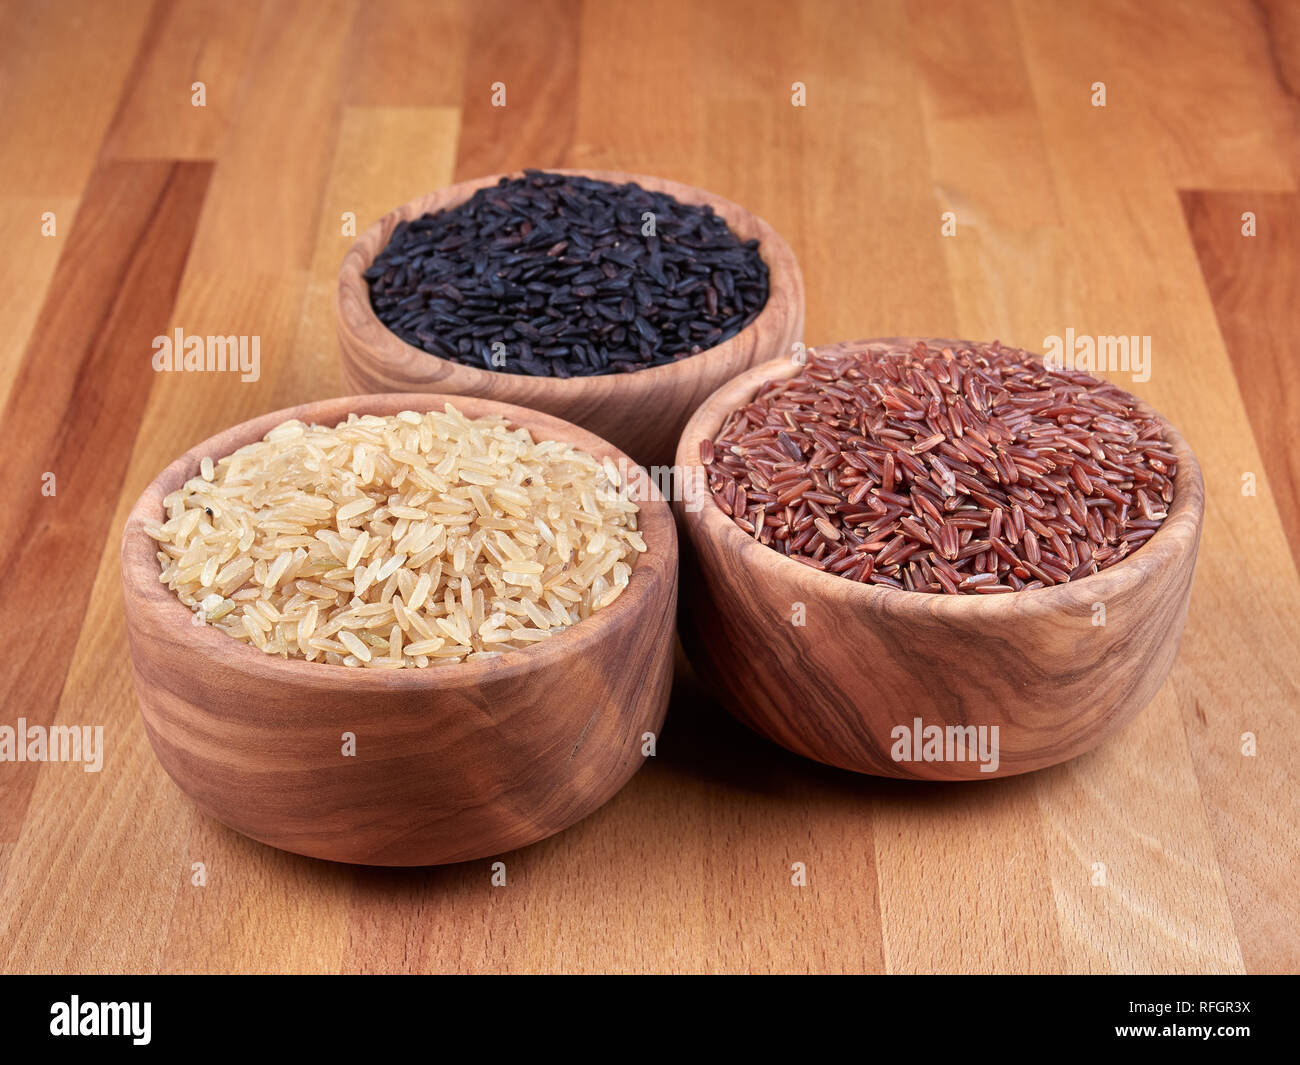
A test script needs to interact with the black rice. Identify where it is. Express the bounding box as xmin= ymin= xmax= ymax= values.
xmin=365 ymin=170 xmax=770 ymax=377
